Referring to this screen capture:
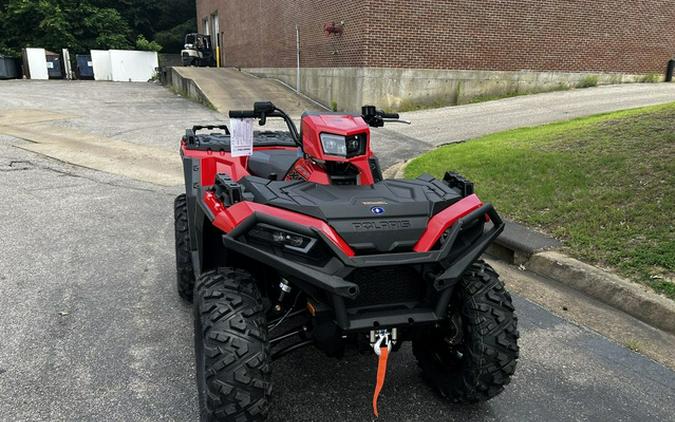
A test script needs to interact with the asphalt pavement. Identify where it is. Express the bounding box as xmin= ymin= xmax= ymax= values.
xmin=1 ymin=142 xmax=674 ymax=421
xmin=1 ymin=80 xmax=674 ymax=421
